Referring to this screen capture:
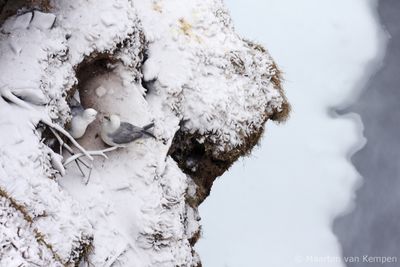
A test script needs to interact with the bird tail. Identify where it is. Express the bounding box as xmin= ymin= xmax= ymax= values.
xmin=142 ymin=122 xmax=154 ymax=130
xmin=142 ymin=130 xmax=156 ymax=139
xmin=141 ymin=122 xmax=156 ymax=139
